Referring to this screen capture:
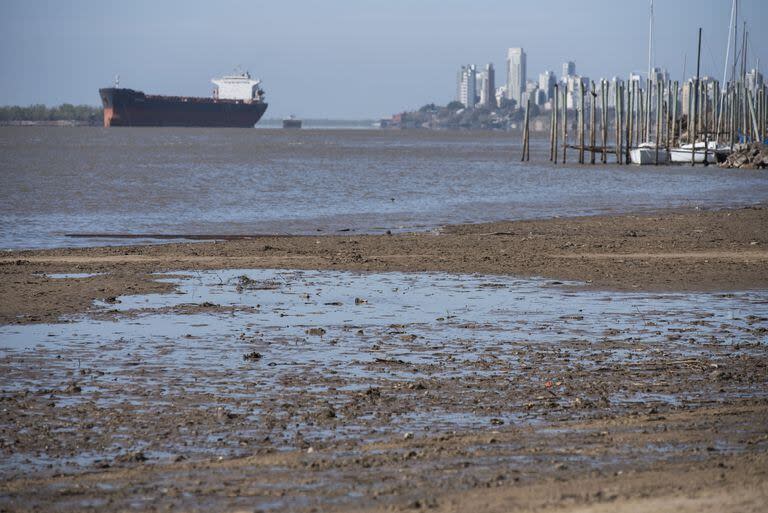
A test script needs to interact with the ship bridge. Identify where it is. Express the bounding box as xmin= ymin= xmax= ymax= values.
xmin=212 ymin=71 xmax=263 ymax=102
